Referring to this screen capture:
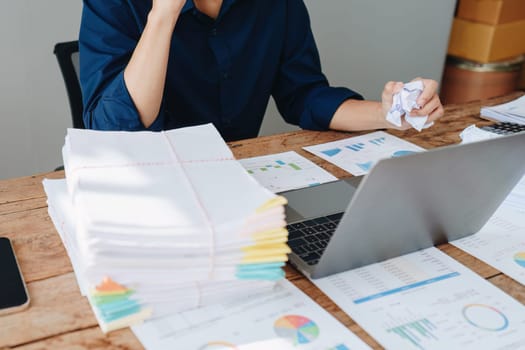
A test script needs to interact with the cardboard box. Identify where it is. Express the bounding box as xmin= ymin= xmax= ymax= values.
xmin=457 ymin=0 xmax=525 ymax=25
xmin=447 ymin=18 xmax=525 ymax=63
